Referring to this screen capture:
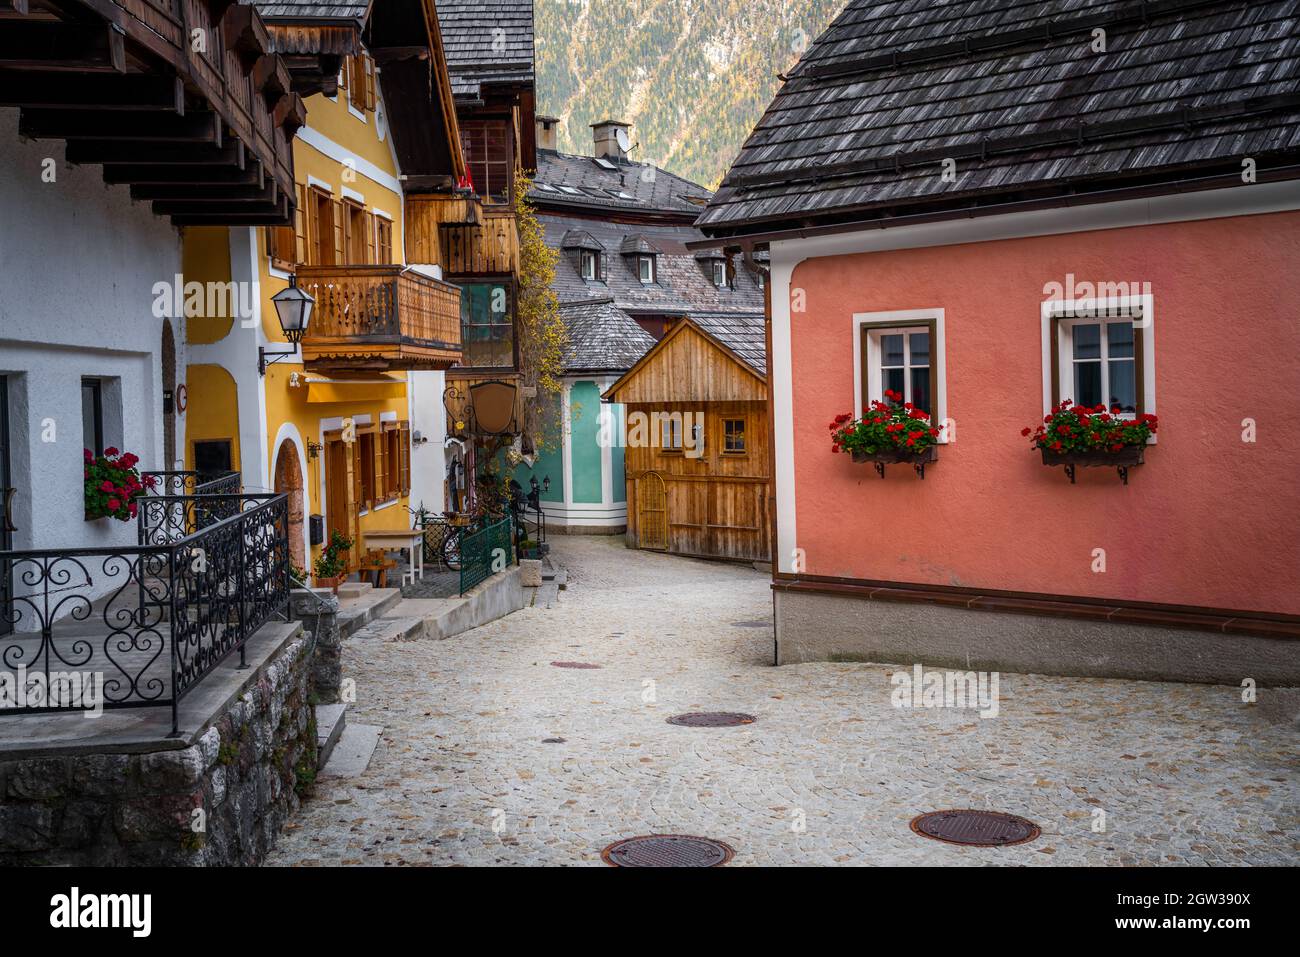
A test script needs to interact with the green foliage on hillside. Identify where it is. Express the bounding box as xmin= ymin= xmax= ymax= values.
xmin=536 ymin=0 xmax=845 ymax=189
